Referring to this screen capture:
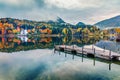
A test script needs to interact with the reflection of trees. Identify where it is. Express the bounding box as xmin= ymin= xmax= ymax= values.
xmin=0 ymin=37 xmax=14 ymax=49
xmin=0 ymin=36 xmax=102 ymax=52
xmin=66 ymin=36 xmax=100 ymax=45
